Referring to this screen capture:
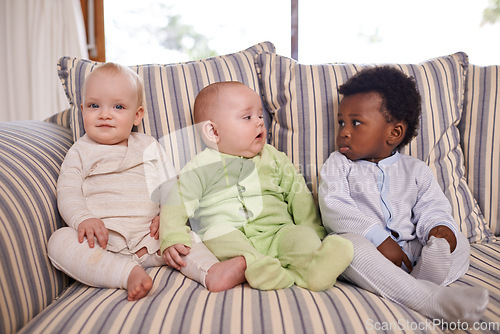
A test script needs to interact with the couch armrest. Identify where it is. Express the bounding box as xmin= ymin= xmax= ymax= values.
xmin=0 ymin=121 xmax=73 ymax=333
